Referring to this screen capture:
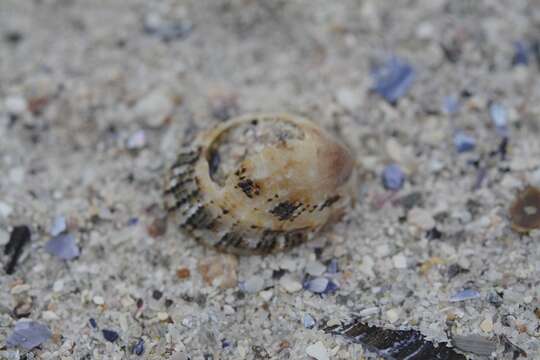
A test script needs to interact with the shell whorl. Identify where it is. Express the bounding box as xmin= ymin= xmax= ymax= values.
xmin=164 ymin=113 xmax=354 ymax=255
